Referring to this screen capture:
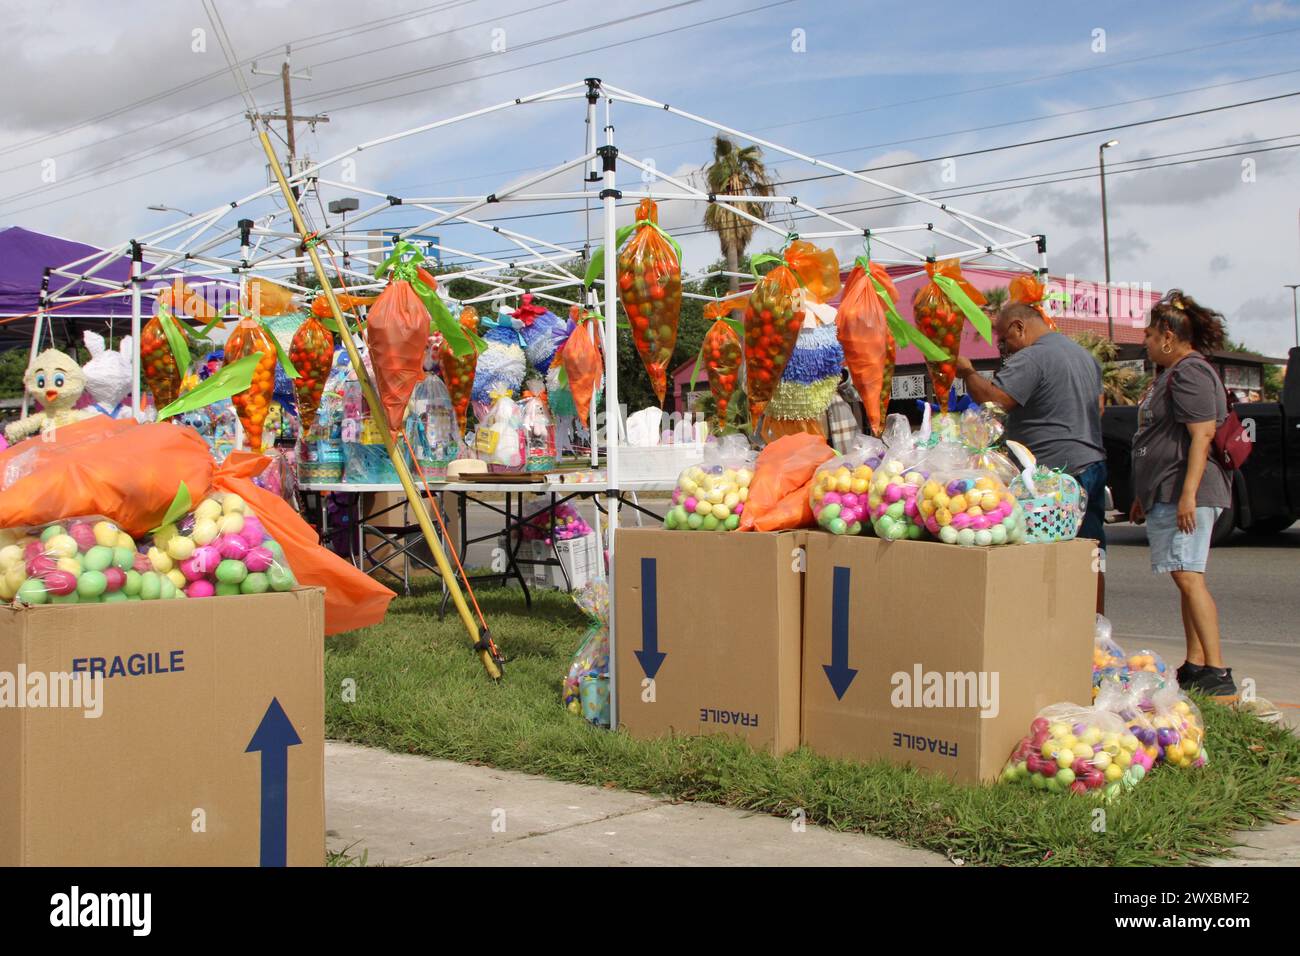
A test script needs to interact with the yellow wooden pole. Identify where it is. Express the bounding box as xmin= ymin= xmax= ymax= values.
xmin=257 ymin=129 xmax=502 ymax=680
